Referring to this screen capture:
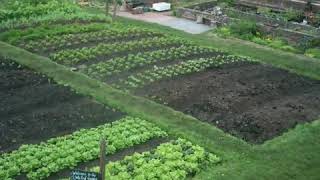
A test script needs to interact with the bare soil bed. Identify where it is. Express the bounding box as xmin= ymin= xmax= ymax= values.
xmin=0 ymin=59 xmax=124 ymax=153
xmin=135 ymin=62 xmax=320 ymax=143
